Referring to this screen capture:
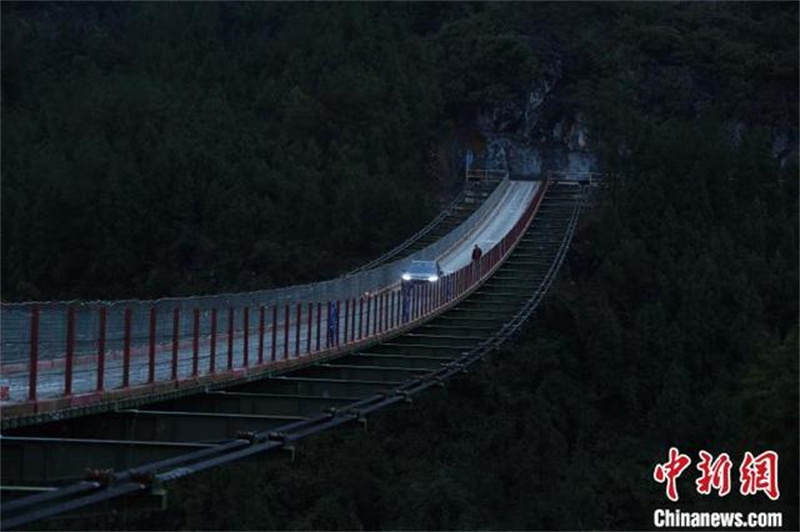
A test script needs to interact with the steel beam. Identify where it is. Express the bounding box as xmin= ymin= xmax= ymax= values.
xmin=415 ymin=324 xmax=499 ymax=338
xmin=234 ymin=376 xmax=401 ymax=398
xmin=336 ymin=353 xmax=454 ymax=370
xmin=11 ymin=410 xmax=303 ymax=443
xmin=1 ymin=436 xmax=215 ymax=484
xmin=289 ymin=363 xmax=428 ymax=382
xmin=0 ymin=181 xmax=587 ymax=528
xmin=372 ymin=343 xmax=469 ymax=357
xmin=140 ymin=391 xmax=355 ymax=418
xmin=393 ymin=333 xmax=482 ymax=348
